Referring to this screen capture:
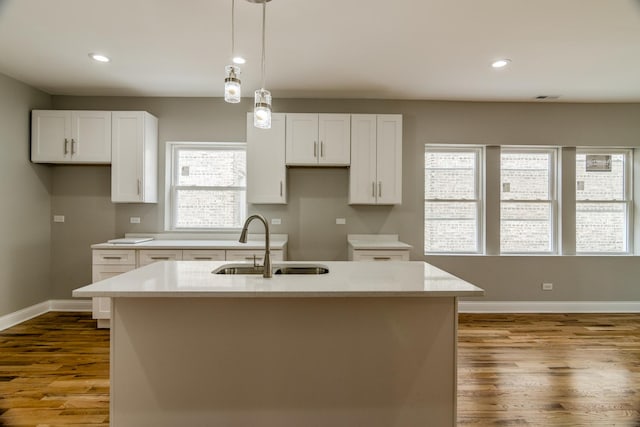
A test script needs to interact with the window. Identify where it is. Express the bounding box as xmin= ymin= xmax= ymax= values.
xmin=424 ymin=146 xmax=483 ymax=253
xmin=500 ymin=148 xmax=557 ymax=253
xmin=576 ymin=149 xmax=632 ymax=253
xmin=167 ymin=142 xmax=246 ymax=230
